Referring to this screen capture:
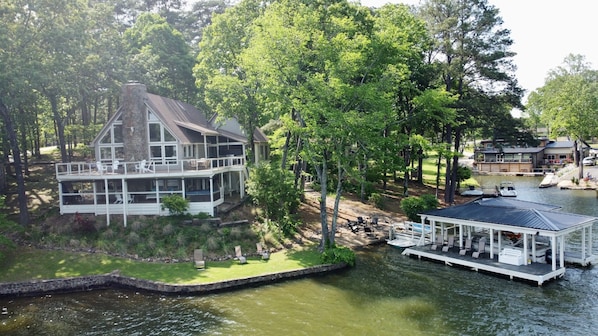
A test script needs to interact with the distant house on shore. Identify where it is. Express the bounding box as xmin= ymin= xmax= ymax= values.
xmin=473 ymin=138 xmax=583 ymax=174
